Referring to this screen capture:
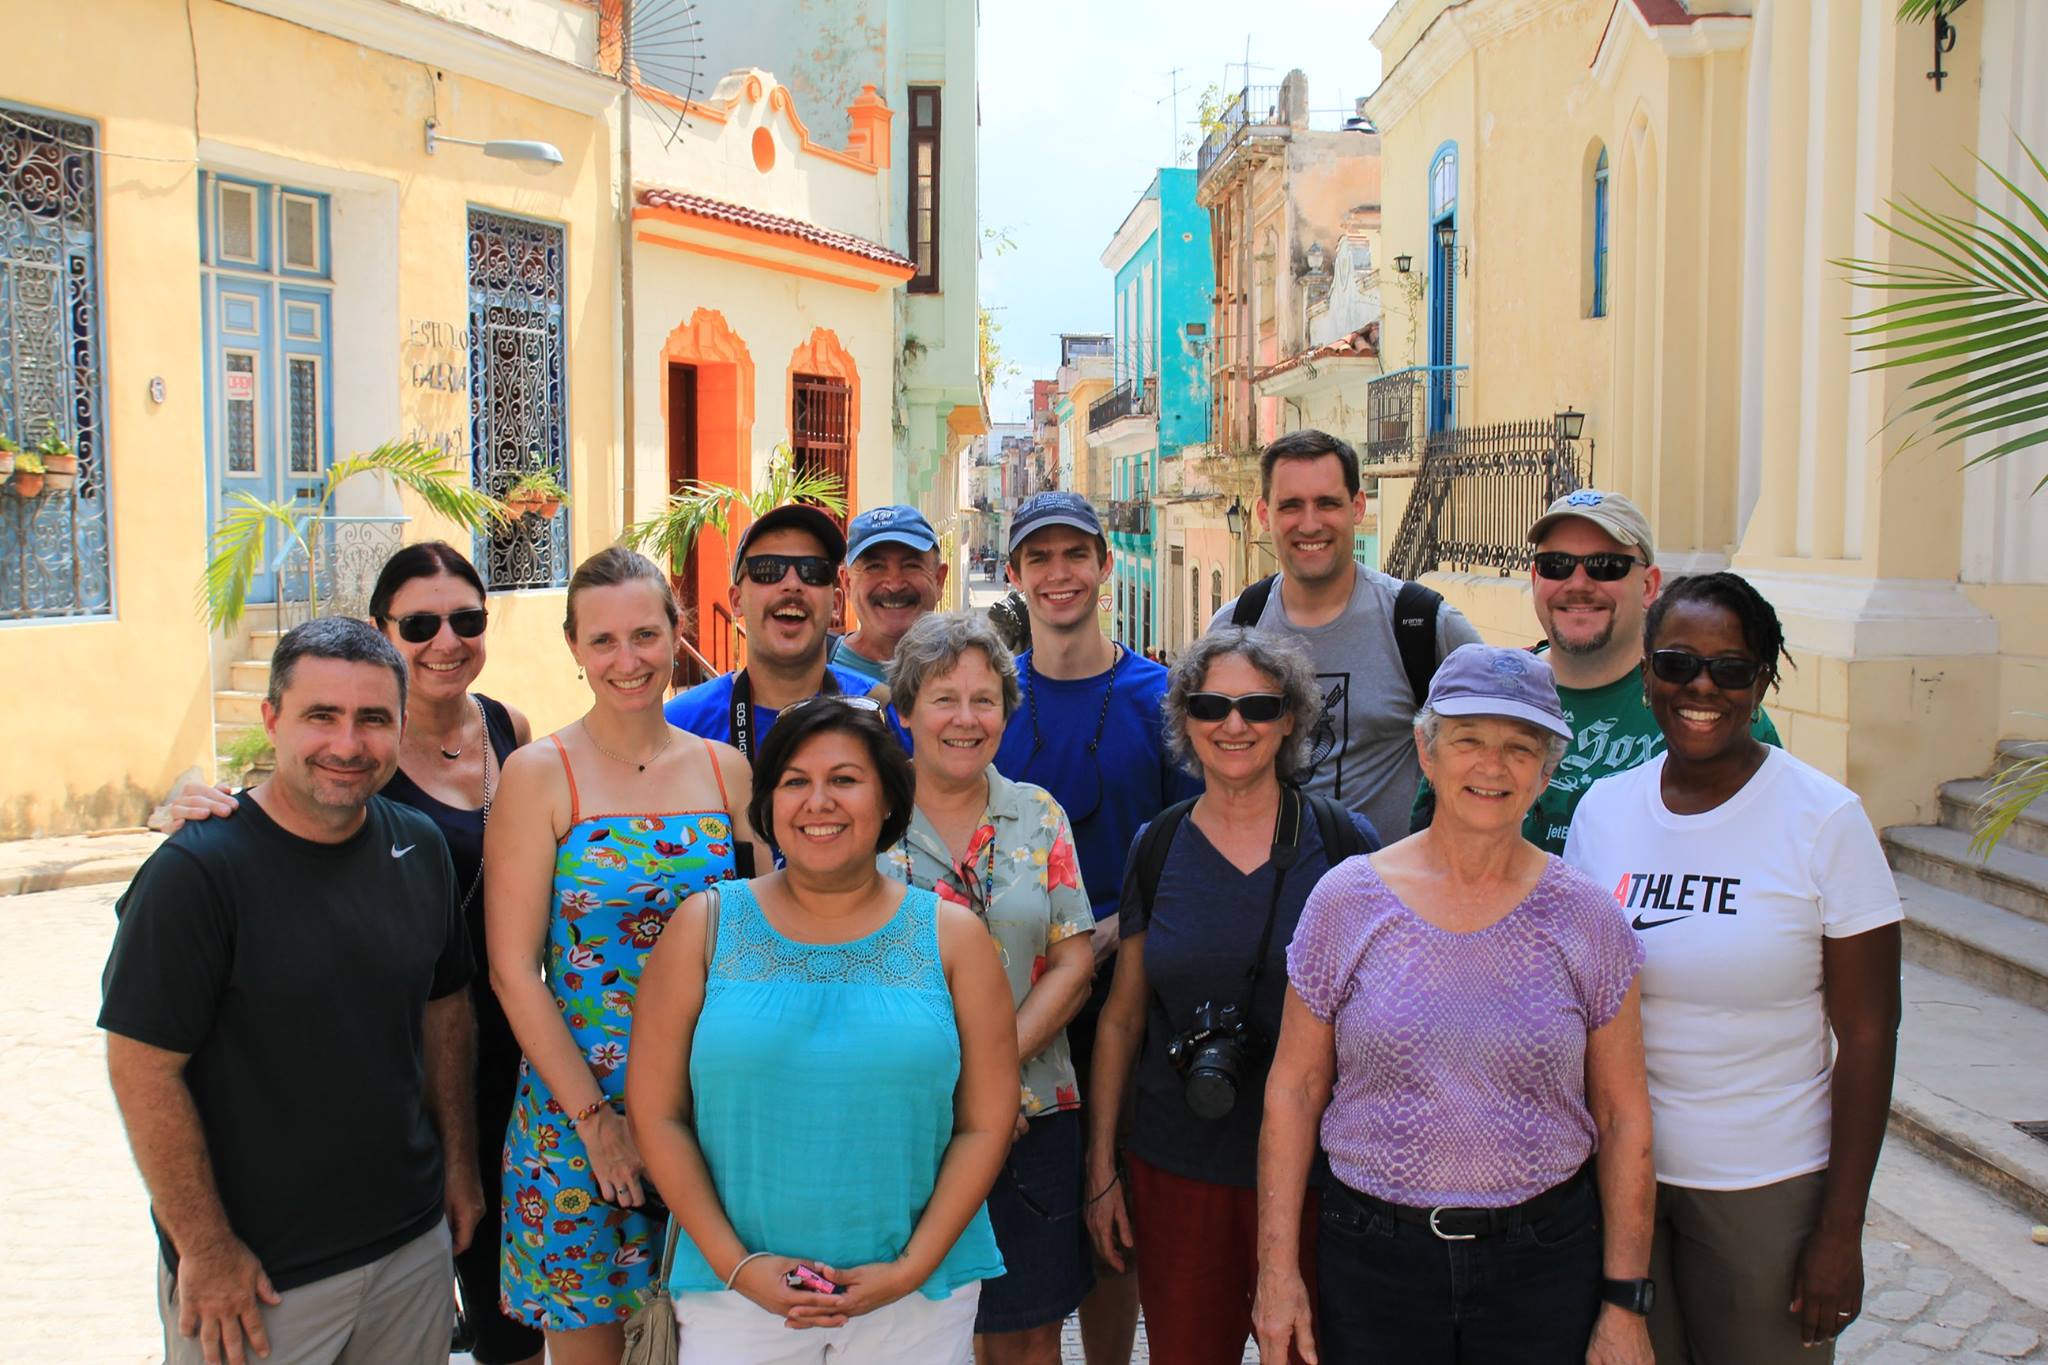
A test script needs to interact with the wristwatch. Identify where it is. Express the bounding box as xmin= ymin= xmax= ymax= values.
xmin=1601 ymin=1278 xmax=1656 ymax=1315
